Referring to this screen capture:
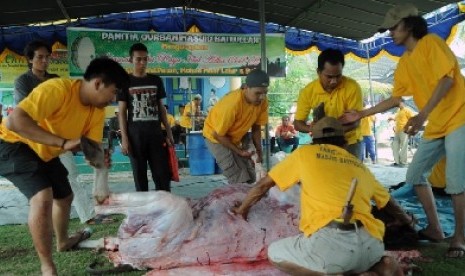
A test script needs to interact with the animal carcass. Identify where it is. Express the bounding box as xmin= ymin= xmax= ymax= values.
xmin=95 ymin=184 xmax=300 ymax=274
